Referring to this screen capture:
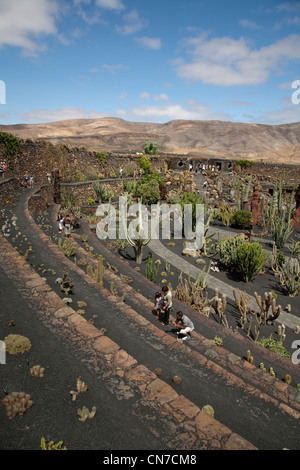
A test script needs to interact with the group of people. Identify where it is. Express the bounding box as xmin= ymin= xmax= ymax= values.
xmin=119 ymin=168 xmax=144 ymax=179
xmin=23 ymin=172 xmax=34 ymax=187
xmin=154 ymin=286 xmax=194 ymax=340
xmin=57 ymin=211 xmax=72 ymax=238
xmin=0 ymin=161 xmax=7 ymax=178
